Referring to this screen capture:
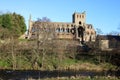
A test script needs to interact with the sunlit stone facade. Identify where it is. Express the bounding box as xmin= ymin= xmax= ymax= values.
xmin=28 ymin=12 xmax=96 ymax=42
